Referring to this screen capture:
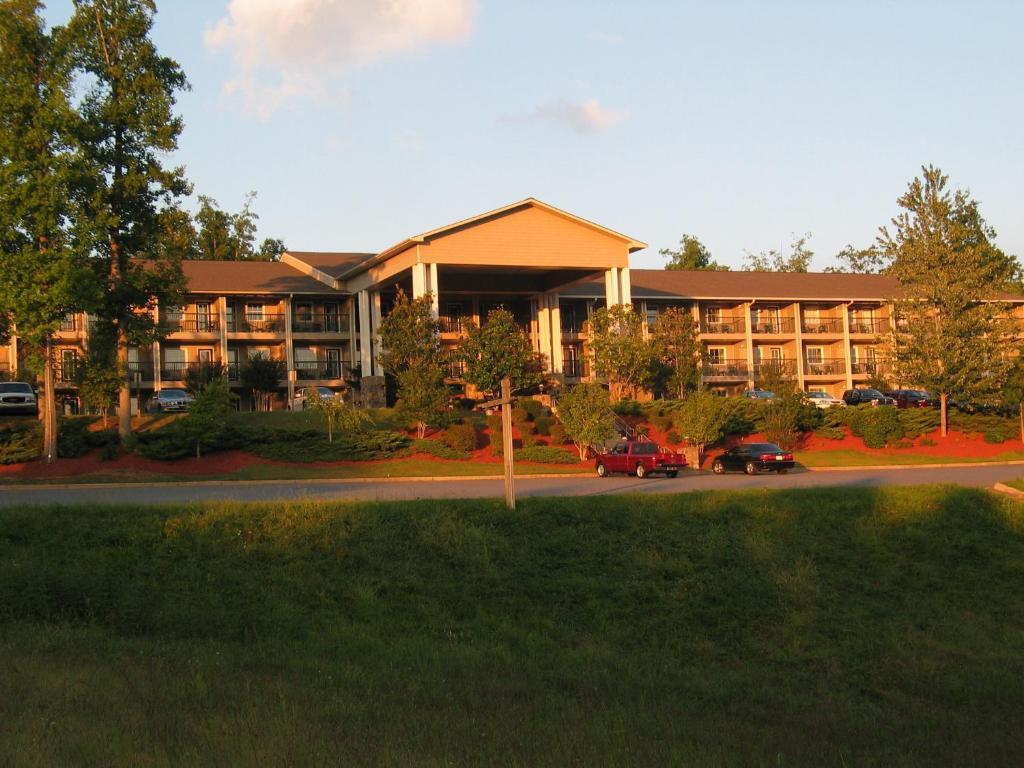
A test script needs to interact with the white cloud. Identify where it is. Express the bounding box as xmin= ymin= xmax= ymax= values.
xmin=501 ymin=99 xmax=627 ymax=135
xmin=206 ymin=0 xmax=477 ymax=117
